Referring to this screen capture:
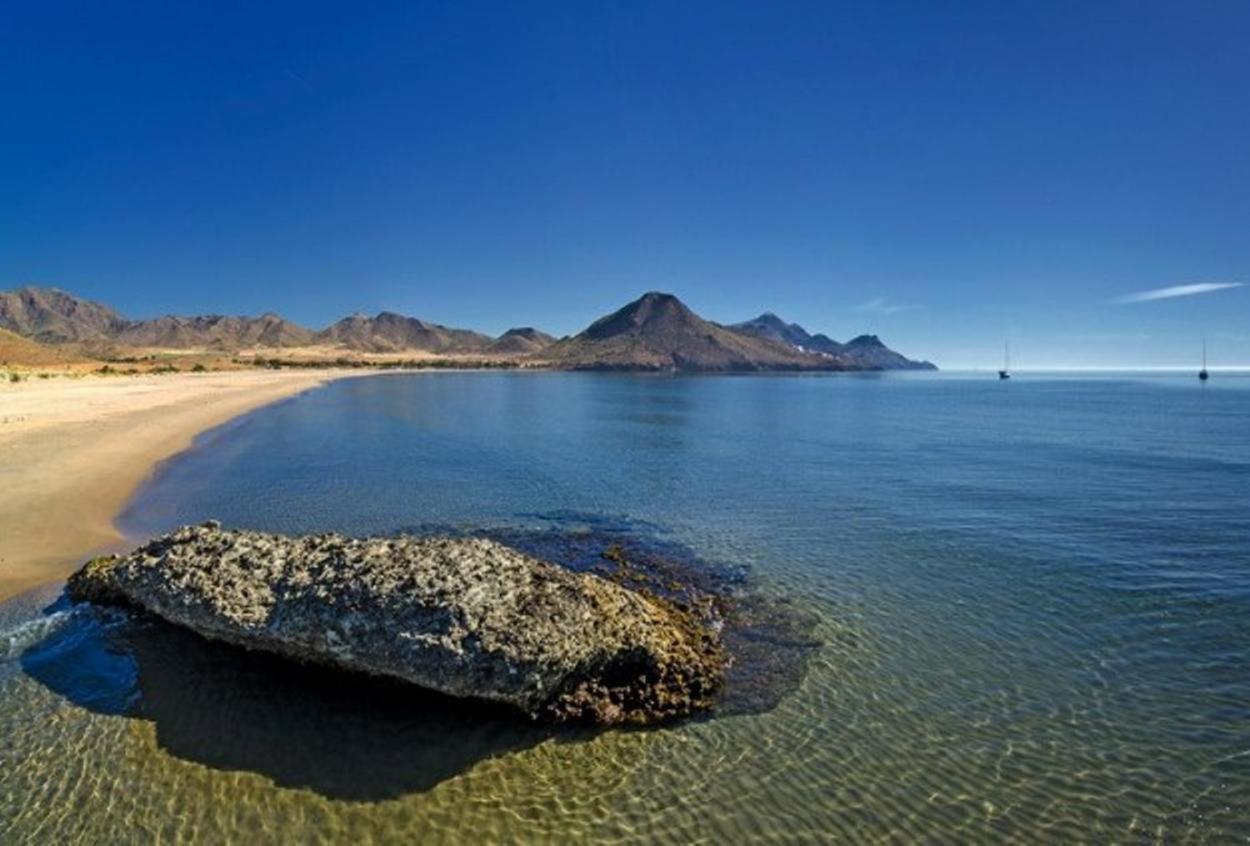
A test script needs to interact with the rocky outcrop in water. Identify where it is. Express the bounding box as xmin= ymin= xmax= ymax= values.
xmin=67 ymin=523 xmax=726 ymax=726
